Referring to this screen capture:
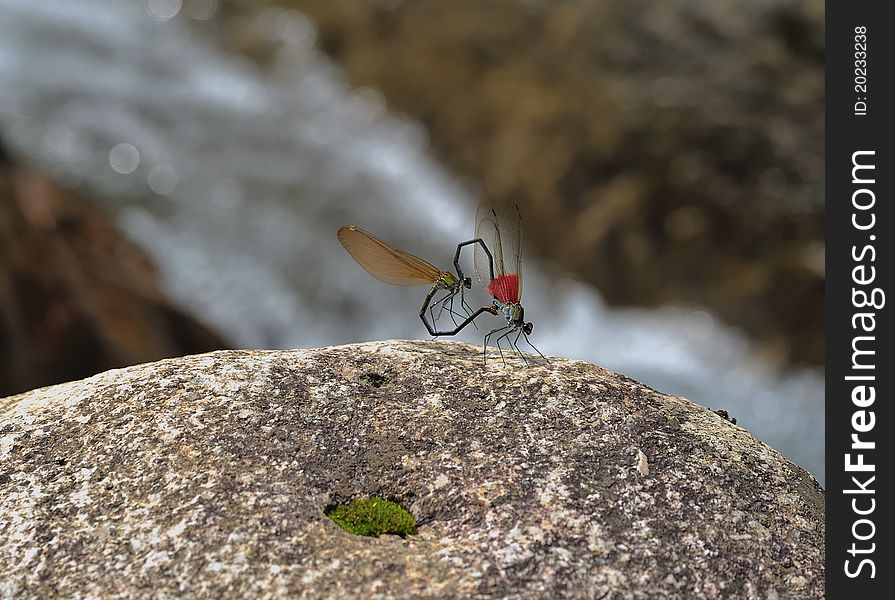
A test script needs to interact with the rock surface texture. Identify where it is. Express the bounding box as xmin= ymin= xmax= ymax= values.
xmin=0 ymin=341 xmax=824 ymax=599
